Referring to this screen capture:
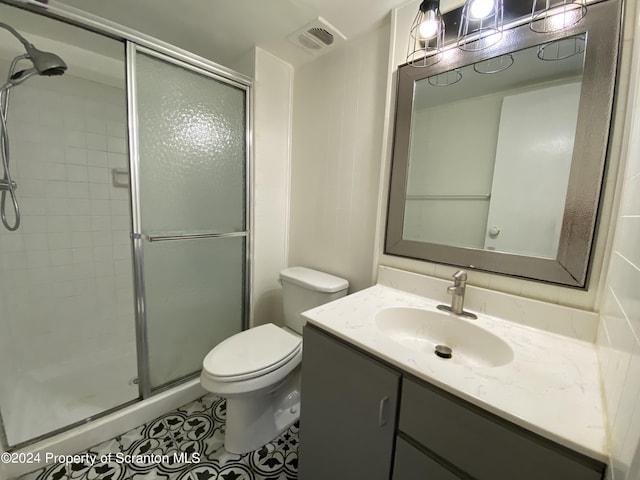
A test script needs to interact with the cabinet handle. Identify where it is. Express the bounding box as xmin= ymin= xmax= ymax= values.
xmin=378 ymin=396 xmax=389 ymax=427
